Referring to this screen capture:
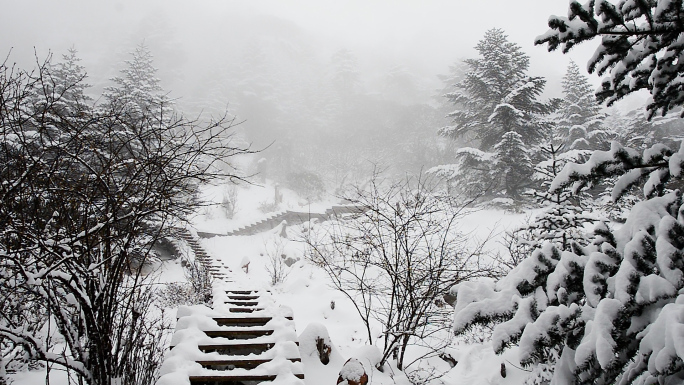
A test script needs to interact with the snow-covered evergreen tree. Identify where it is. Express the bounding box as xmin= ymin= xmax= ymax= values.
xmin=330 ymin=48 xmax=360 ymax=108
xmin=452 ymin=5 xmax=684 ymax=382
xmin=430 ymin=132 xmax=536 ymax=203
xmin=494 ymin=131 xmax=534 ymax=199
xmin=103 ymin=43 xmax=172 ymax=122
xmin=382 ymin=65 xmax=420 ymax=105
xmin=452 ymin=141 xmax=684 ymax=385
xmin=49 ymin=48 xmax=91 ymax=114
xmin=510 ymin=142 xmax=597 ymax=260
xmin=27 ymin=48 xmax=91 ymax=124
xmin=435 ymin=60 xmax=468 ymax=114
xmin=610 ymin=107 xmax=683 ymax=152
xmin=440 ymin=29 xmax=557 ymax=150
xmin=436 ymin=29 xmax=557 ymax=202
xmin=558 ymin=61 xmax=607 ymax=151
xmin=429 ymin=147 xmax=496 ymax=199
